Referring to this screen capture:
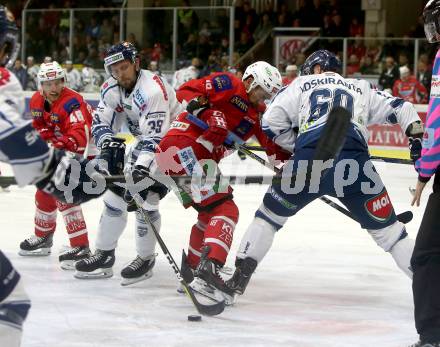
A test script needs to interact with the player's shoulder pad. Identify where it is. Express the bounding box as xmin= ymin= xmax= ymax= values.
xmin=210 ymin=72 xmax=235 ymax=92
xmin=100 ymin=76 xmax=119 ymax=99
